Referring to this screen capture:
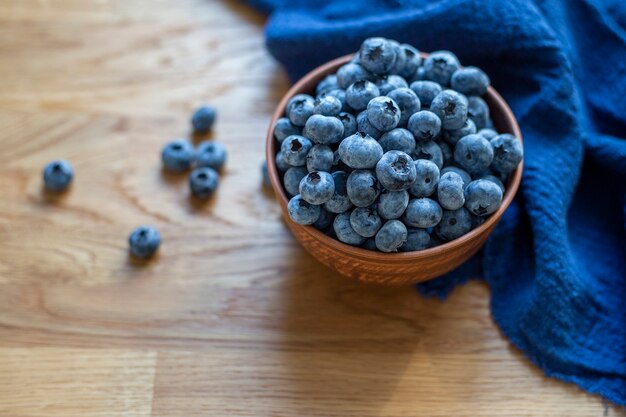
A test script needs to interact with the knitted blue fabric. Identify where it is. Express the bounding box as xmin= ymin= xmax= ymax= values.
xmin=243 ymin=0 xmax=626 ymax=404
